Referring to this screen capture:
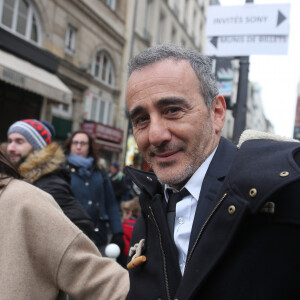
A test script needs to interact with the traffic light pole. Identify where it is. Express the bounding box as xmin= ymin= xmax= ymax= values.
xmin=232 ymin=0 xmax=254 ymax=145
